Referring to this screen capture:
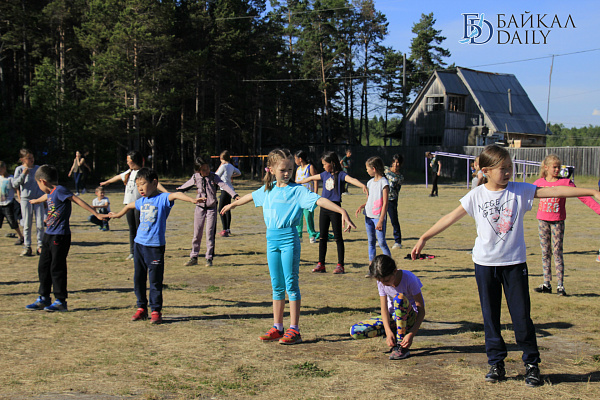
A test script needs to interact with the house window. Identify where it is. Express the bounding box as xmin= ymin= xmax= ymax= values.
xmin=448 ymin=95 xmax=465 ymax=112
xmin=426 ymin=96 xmax=444 ymax=112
